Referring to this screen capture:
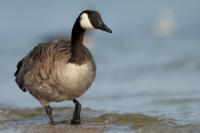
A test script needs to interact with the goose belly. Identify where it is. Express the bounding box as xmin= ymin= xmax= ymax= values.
xmin=56 ymin=62 xmax=95 ymax=100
